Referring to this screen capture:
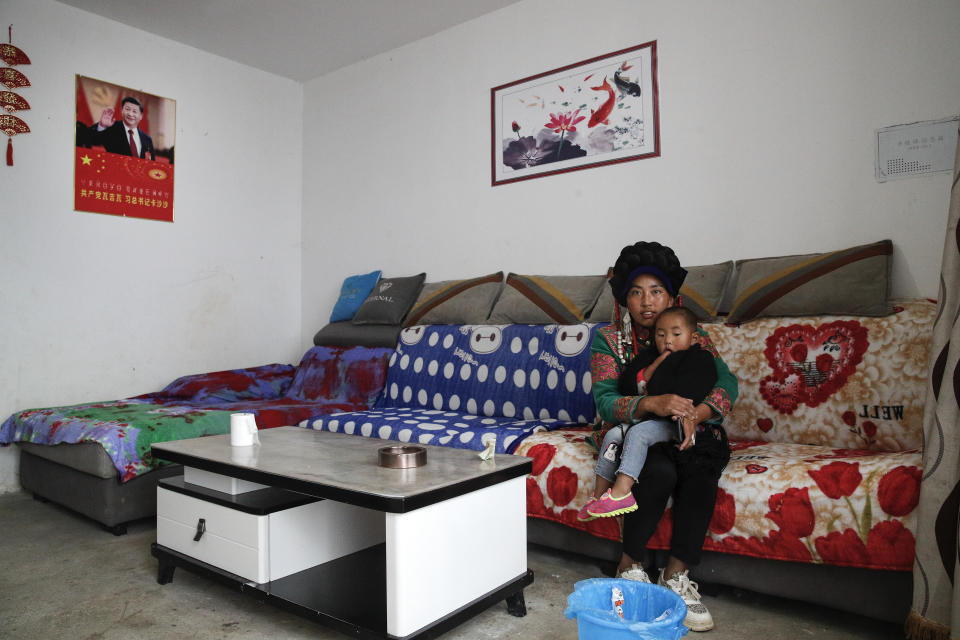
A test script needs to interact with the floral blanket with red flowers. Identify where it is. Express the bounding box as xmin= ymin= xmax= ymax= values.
xmin=517 ymin=432 xmax=919 ymax=571
xmin=516 ymin=299 xmax=933 ymax=572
